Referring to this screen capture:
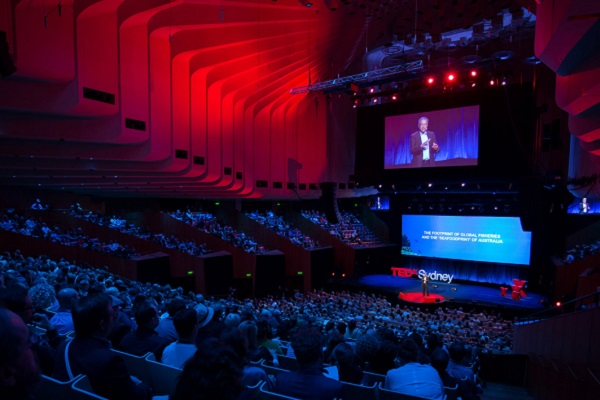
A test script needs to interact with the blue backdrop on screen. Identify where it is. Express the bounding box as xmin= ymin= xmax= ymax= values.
xmin=384 ymin=105 xmax=479 ymax=168
xmin=402 ymin=215 xmax=532 ymax=265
